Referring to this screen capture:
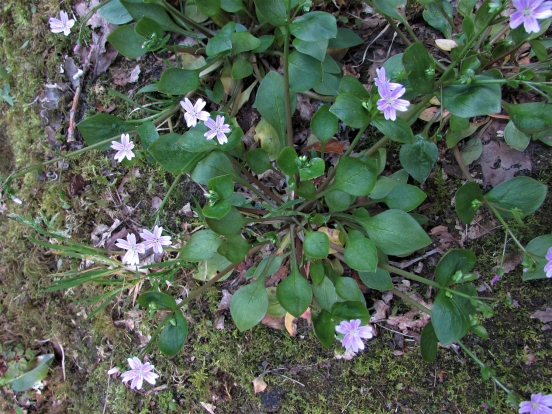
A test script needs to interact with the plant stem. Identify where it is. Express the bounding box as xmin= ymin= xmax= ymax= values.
xmin=301 ymin=91 xmax=336 ymax=103
xmin=283 ymin=4 xmax=294 ymax=147
xmin=159 ymin=0 xmax=216 ymax=38
xmin=380 ymin=263 xmax=441 ymax=288
xmin=152 ymin=173 xmax=182 ymax=219
xmin=483 ymin=35 xmax=531 ymax=70
xmin=392 ymin=288 xmax=431 ymax=314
